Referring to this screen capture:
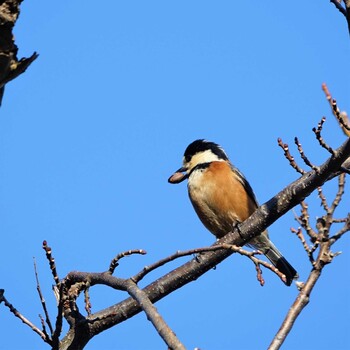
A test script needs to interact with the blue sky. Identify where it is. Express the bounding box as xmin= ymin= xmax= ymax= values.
xmin=1 ymin=1 xmax=350 ymax=349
